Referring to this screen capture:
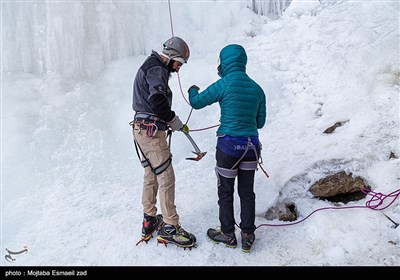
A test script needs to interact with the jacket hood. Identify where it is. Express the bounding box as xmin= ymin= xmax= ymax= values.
xmin=218 ymin=44 xmax=247 ymax=77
